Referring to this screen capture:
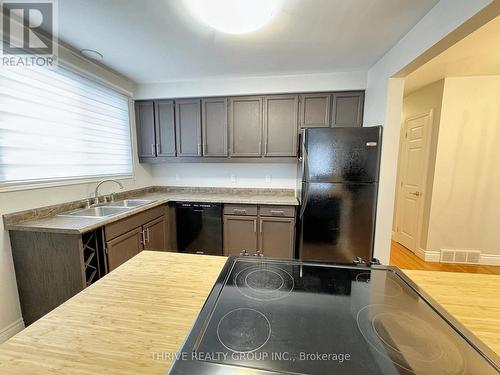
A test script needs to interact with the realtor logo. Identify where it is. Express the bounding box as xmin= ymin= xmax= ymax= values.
xmin=1 ymin=0 xmax=57 ymax=66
